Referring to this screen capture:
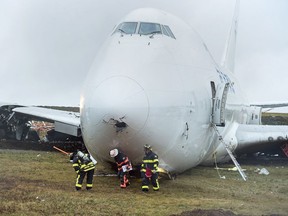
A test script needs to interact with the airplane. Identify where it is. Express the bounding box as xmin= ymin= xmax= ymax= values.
xmin=2 ymin=2 xmax=288 ymax=179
